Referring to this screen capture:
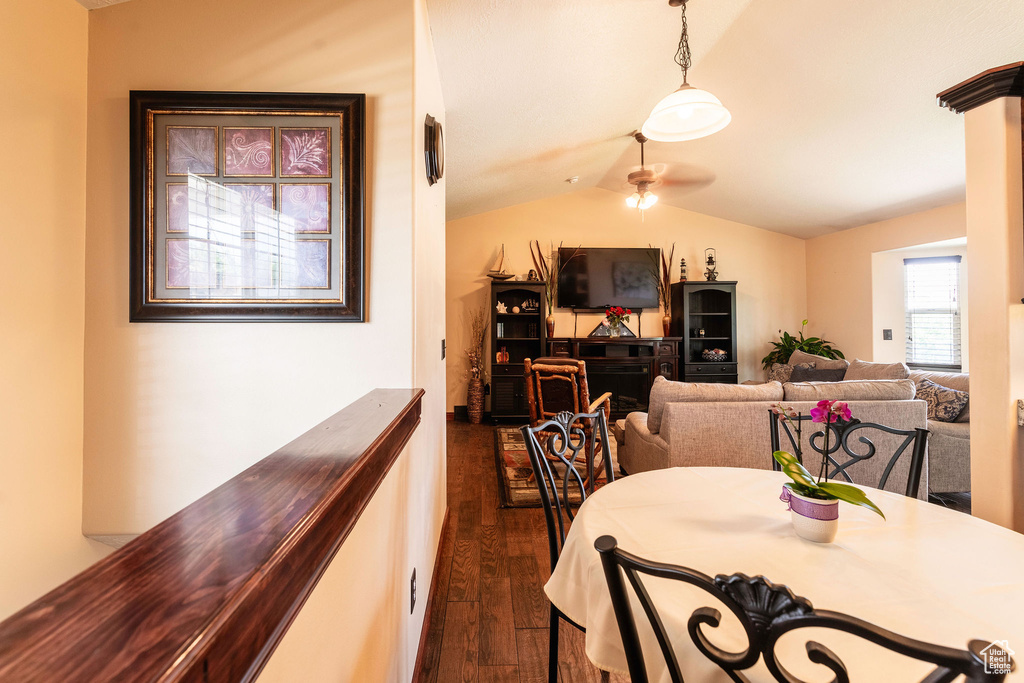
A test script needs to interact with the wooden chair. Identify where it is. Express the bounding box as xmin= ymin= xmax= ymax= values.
xmin=524 ymin=357 xmax=612 ymax=483
xmin=768 ymin=411 xmax=929 ymax=498
xmin=595 ymin=534 xmax=1014 ymax=682
xmin=522 ymin=410 xmax=614 ymax=683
